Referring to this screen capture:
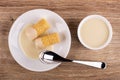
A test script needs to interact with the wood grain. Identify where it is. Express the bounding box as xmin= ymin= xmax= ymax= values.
xmin=0 ymin=0 xmax=120 ymax=80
